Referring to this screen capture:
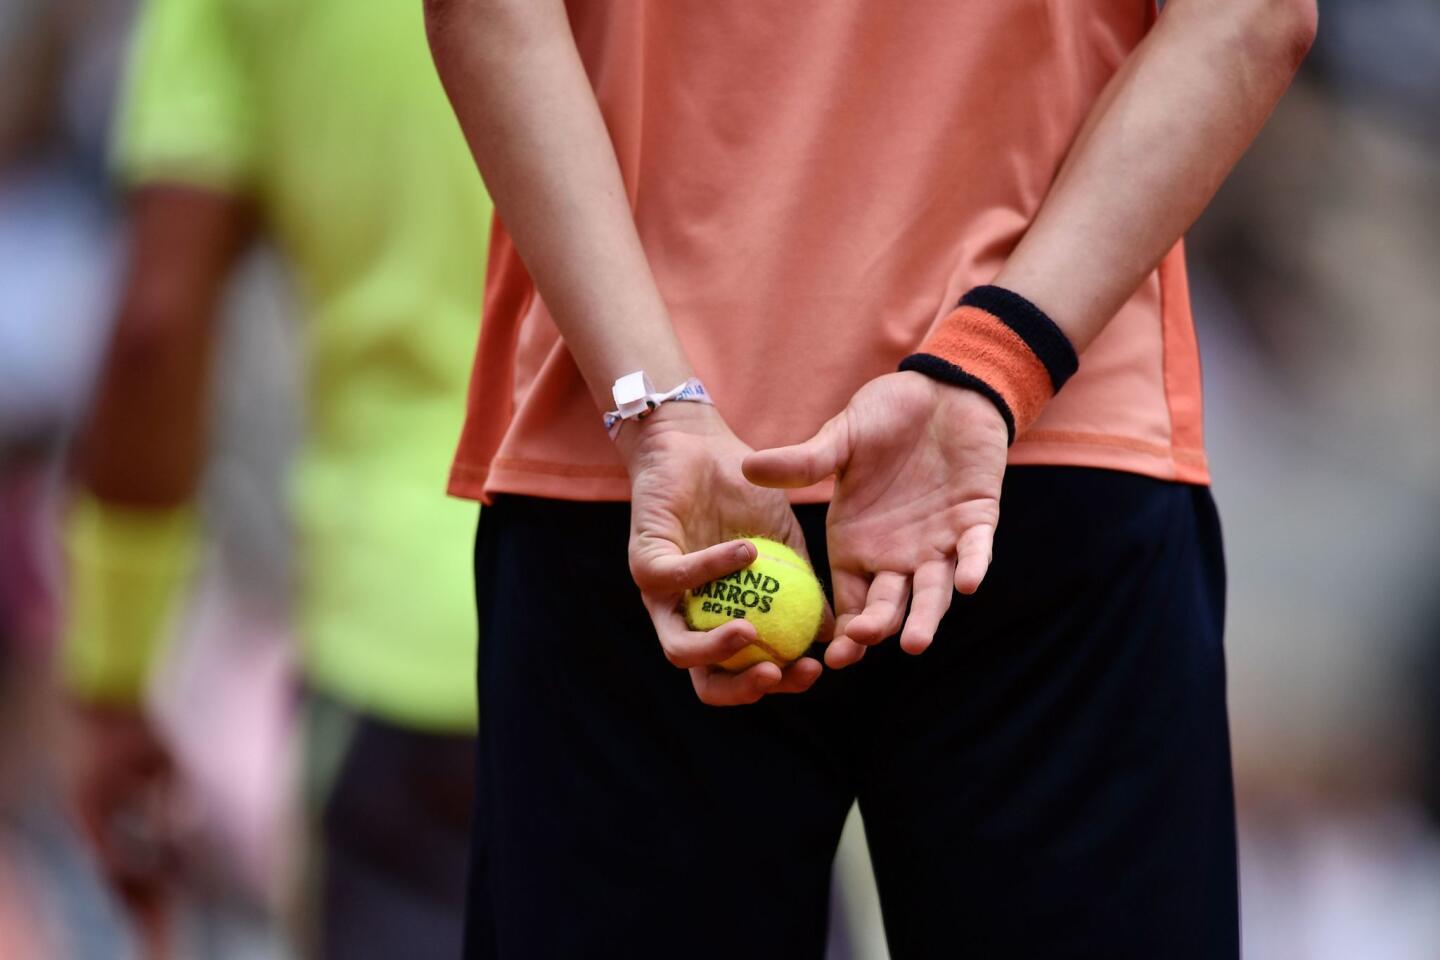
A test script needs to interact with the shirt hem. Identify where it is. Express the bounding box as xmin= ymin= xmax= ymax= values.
xmin=448 ymin=459 xmax=838 ymax=504
xmin=300 ymin=664 xmax=478 ymax=734
xmin=450 ymin=432 xmax=1209 ymax=504
xmin=1010 ymin=431 xmax=1210 ymax=485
